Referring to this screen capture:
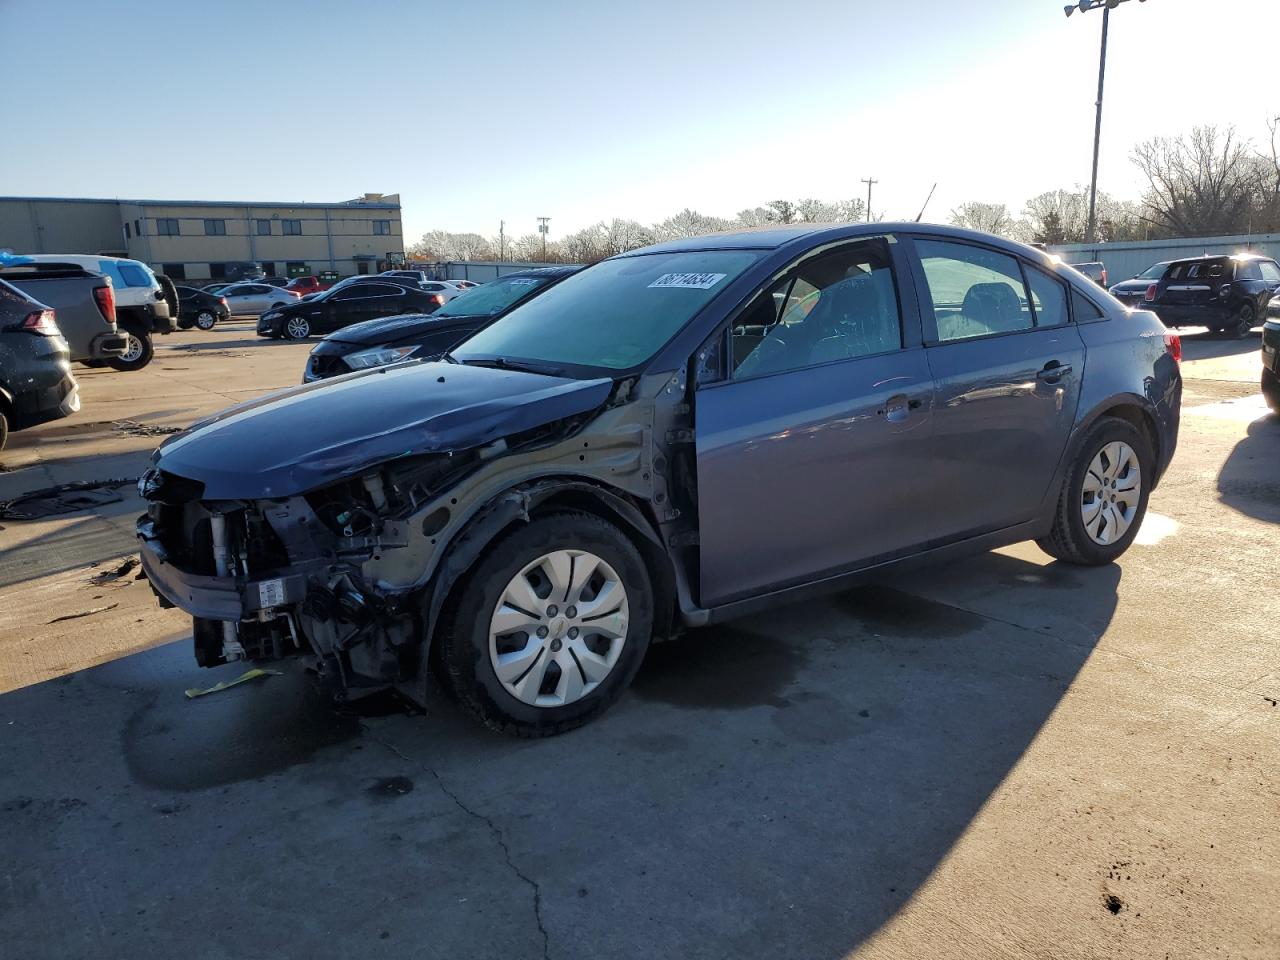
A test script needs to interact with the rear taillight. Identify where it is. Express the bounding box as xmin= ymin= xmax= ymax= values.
xmin=1144 ymin=284 xmax=1157 ymax=301
xmin=432 ymin=294 xmax=444 ymax=305
xmin=1100 ymin=268 xmax=1107 ymax=286
xmin=219 ymin=297 xmax=228 ymax=306
xmin=1164 ymin=332 xmax=1182 ymax=365
xmin=18 ymin=309 xmax=60 ymax=336
xmin=93 ymin=282 xmax=116 ymax=324
xmin=289 ymin=291 xmax=301 ymax=298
